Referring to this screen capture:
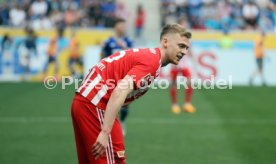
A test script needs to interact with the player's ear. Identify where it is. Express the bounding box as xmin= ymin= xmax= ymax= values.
xmin=162 ymin=37 xmax=168 ymax=48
